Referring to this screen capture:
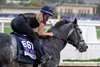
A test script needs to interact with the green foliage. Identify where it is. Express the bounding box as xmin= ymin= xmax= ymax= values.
xmin=0 ymin=0 xmax=6 ymax=5
xmin=78 ymin=0 xmax=85 ymax=4
xmin=22 ymin=0 xmax=38 ymax=6
xmin=52 ymin=0 xmax=85 ymax=4
xmin=96 ymin=3 xmax=100 ymax=15
xmin=29 ymin=0 xmax=40 ymax=6
xmin=46 ymin=0 xmax=52 ymax=2
xmin=24 ymin=0 xmax=53 ymax=6
xmin=63 ymin=58 xmax=100 ymax=62
xmin=96 ymin=28 xmax=100 ymax=38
